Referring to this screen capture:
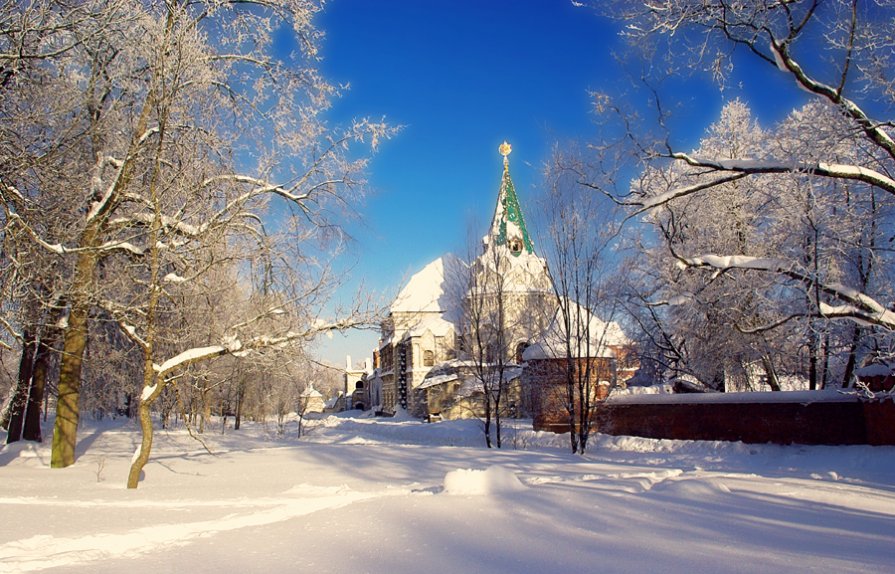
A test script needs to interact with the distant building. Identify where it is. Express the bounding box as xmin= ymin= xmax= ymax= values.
xmin=522 ymin=302 xmax=633 ymax=430
xmin=343 ymin=355 xmax=372 ymax=410
xmin=298 ymin=384 xmax=325 ymax=414
xmin=372 ymin=142 xmax=637 ymax=420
